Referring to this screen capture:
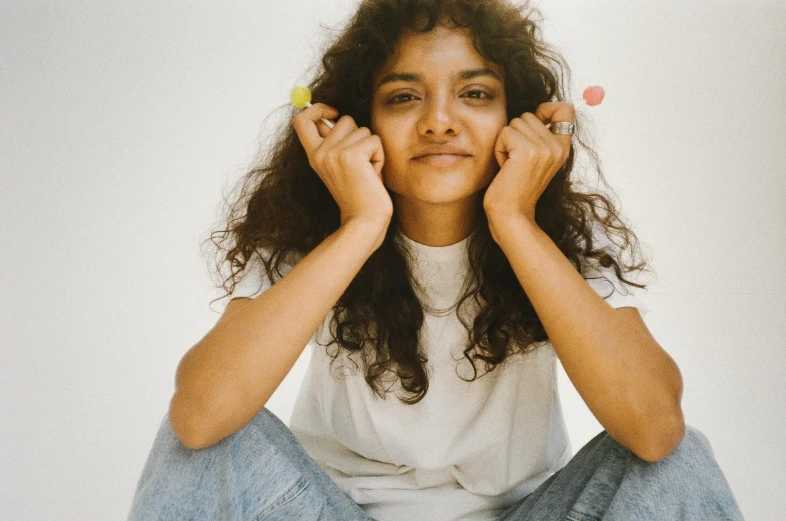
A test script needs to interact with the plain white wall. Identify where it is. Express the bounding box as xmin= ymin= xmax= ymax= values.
xmin=2 ymin=1 xmax=783 ymax=519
